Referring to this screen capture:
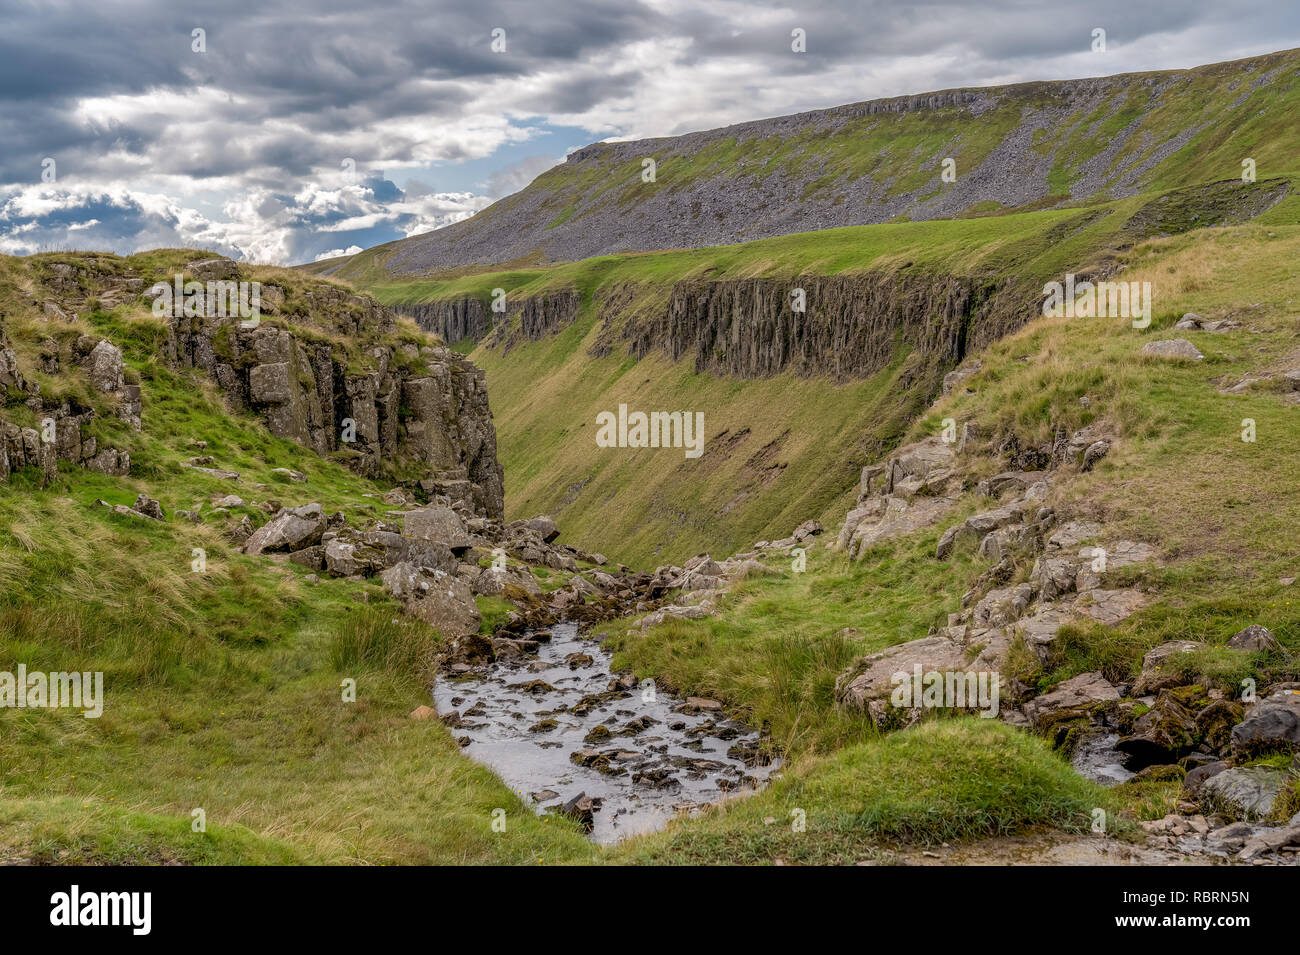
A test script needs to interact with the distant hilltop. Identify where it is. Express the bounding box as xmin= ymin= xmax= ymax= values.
xmin=315 ymin=47 xmax=1300 ymax=279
